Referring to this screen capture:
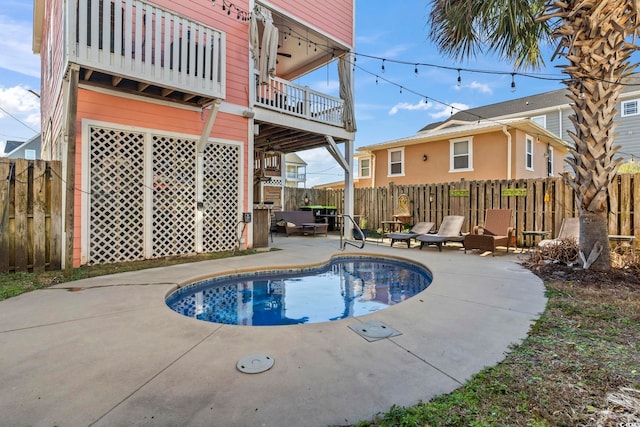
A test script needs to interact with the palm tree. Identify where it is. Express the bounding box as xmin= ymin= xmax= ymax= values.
xmin=428 ymin=0 xmax=640 ymax=270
